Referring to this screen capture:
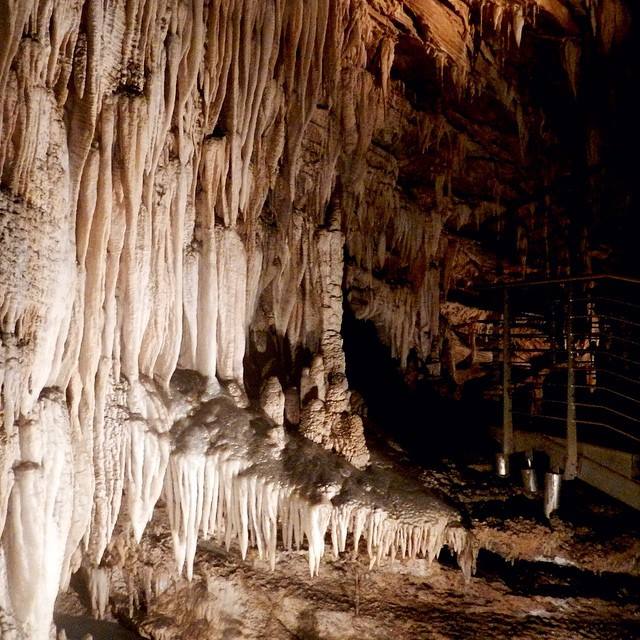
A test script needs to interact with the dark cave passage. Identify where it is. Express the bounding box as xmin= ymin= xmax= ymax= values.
xmin=342 ymin=303 xmax=496 ymax=464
